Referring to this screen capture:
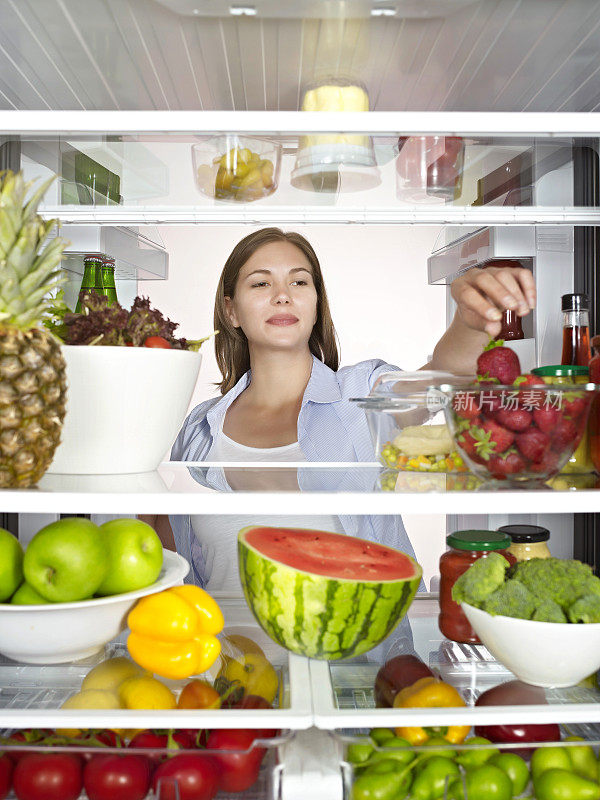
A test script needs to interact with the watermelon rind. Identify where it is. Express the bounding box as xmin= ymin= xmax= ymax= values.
xmin=238 ymin=526 xmax=422 ymax=661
